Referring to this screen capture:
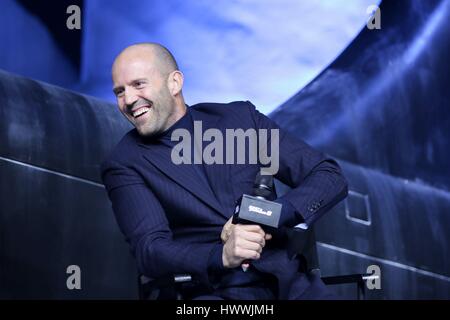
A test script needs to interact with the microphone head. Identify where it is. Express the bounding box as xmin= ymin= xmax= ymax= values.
xmin=253 ymin=172 xmax=274 ymax=199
